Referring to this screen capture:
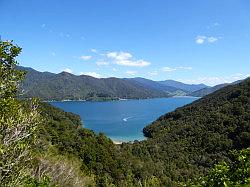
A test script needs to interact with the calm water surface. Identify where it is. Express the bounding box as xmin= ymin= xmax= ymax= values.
xmin=50 ymin=97 xmax=198 ymax=142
